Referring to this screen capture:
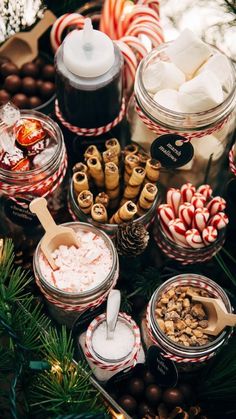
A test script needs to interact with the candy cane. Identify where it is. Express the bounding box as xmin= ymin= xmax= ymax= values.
xmin=115 ymin=40 xmax=137 ymax=91
xmin=166 ymin=188 xmax=181 ymax=217
xmin=120 ymin=35 xmax=148 ymax=60
xmin=180 ymin=182 xmax=196 ymax=203
xmin=185 ymin=229 xmax=205 ymax=249
xmin=192 ymin=207 xmax=210 ymax=232
xmin=208 ymin=212 xmax=229 ymax=230
xmin=178 ymin=203 xmax=195 ymax=227
xmin=202 ymin=226 xmax=218 ymax=245
xmin=168 ymin=219 xmax=188 ymax=247
xmin=50 ymin=13 xmax=85 ymax=51
xmin=197 ymin=184 xmax=213 ymax=200
xmin=207 ymin=197 xmax=226 ymax=216
xmin=139 ymin=0 xmax=160 ymax=16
